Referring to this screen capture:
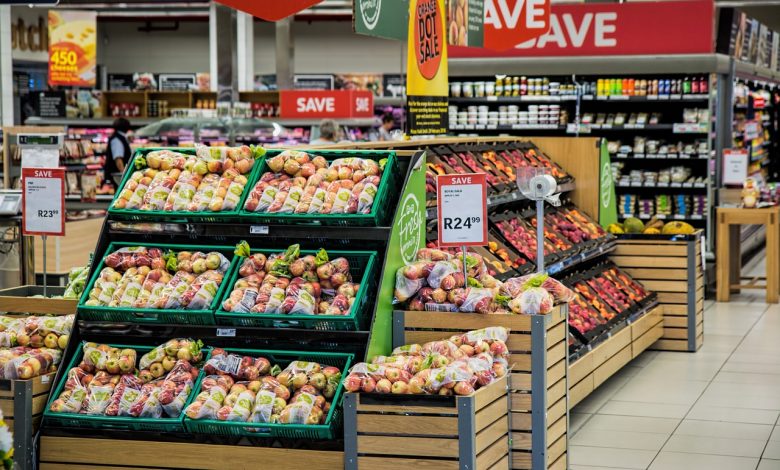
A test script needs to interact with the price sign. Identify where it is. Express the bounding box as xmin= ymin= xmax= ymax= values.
xmin=22 ymin=168 xmax=65 ymax=236
xmin=436 ymin=174 xmax=487 ymax=247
